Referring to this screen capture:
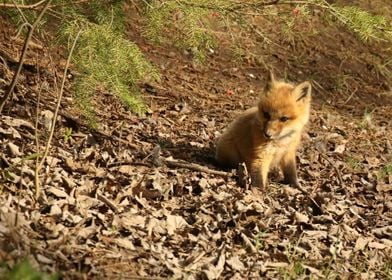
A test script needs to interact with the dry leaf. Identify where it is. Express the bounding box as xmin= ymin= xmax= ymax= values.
xmin=115 ymin=238 xmax=135 ymax=250
xmin=166 ymin=215 xmax=188 ymax=235
xmin=294 ymin=211 xmax=309 ymax=223
xmin=226 ymin=255 xmax=246 ymax=271
xmin=6 ymin=142 xmax=21 ymax=156
xmin=354 ymin=237 xmax=372 ymax=252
